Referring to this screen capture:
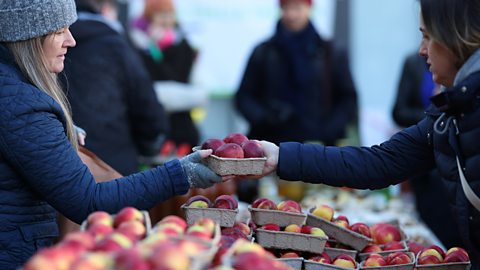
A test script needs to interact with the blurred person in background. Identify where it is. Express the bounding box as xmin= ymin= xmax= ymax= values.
xmin=234 ymin=0 xmax=357 ymax=202
xmin=63 ymin=0 xmax=168 ymax=175
xmin=130 ymin=0 xmax=201 ymax=156
xmin=0 ymin=0 xmax=227 ymax=268
xmin=392 ymin=52 xmax=462 ymax=248
xmin=257 ymin=0 xmax=480 ymax=267
xmin=235 ymin=0 xmax=357 ymax=147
